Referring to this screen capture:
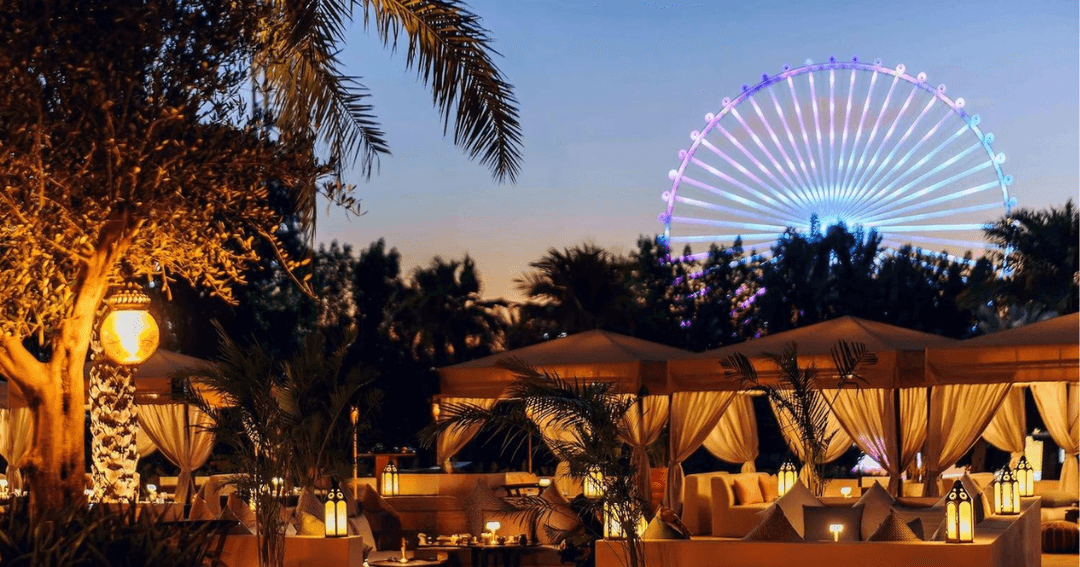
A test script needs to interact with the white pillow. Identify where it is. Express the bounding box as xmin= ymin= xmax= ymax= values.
xmin=855 ymin=482 xmax=895 ymax=540
xmin=760 ymin=481 xmax=822 ymax=538
xmin=349 ymin=514 xmax=378 ymax=551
